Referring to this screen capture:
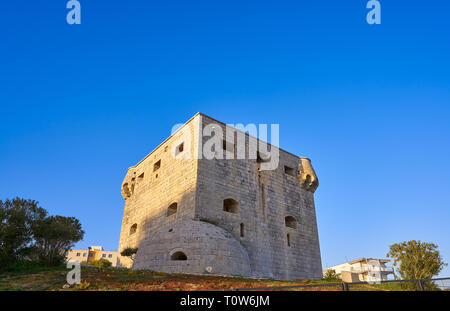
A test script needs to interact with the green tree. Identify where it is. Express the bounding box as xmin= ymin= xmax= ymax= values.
xmin=0 ymin=198 xmax=47 ymax=266
xmin=32 ymin=215 xmax=84 ymax=266
xmin=121 ymin=247 xmax=138 ymax=262
xmin=387 ymin=240 xmax=447 ymax=290
xmin=323 ymin=269 xmax=340 ymax=281
xmin=95 ymin=258 xmax=112 ymax=268
xmin=82 ymin=258 xmax=112 ymax=268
